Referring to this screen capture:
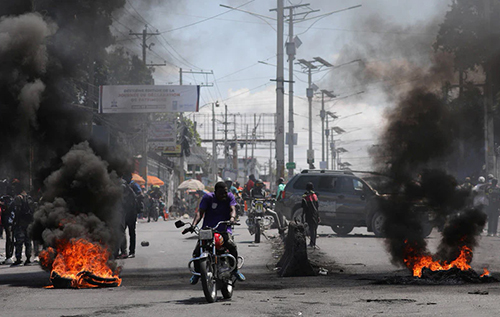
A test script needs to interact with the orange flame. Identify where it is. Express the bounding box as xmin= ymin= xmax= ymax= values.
xmin=480 ymin=268 xmax=490 ymax=277
xmin=403 ymin=243 xmax=472 ymax=277
xmin=40 ymin=238 xmax=121 ymax=288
